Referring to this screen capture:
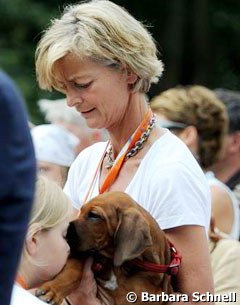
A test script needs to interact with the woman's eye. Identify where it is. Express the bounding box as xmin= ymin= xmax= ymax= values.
xmin=87 ymin=211 xmax=101 ymax=221
xmin=74 ymin=82 xmax=91 ymax=89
